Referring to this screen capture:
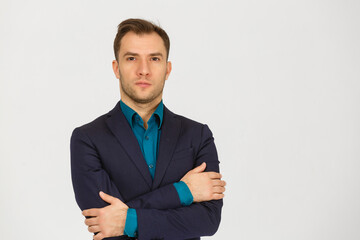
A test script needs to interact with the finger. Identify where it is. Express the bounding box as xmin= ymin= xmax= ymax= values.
xmin=88 ymin=225 xmax=101 ymax=233
xmin=191 ymin=162 xmax=206 ymax=173
xmin=212 ymin=179 xmax=226 ymax=187
xmin=99 ymin=191 xmax=117 ymax=204
xmin=93 ymin=232 xmax=104 ymax=240
xmin=211 ymin=193 xmax=225 ymax=200
xmin=213 ymin=186 xmax=226 ymax=194
xmin=207 ymin=172 xmax=222 ymax=179
xmin=82 ymin=209 xmax=99 ymax=217
xmin=85 ymin=217 xmax=98 ymax=226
